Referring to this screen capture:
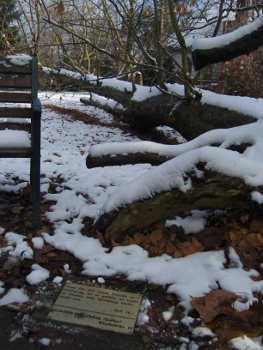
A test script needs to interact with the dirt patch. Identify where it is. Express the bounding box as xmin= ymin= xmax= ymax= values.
xmin=43 ymin=104 xmax=178 ymax=145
